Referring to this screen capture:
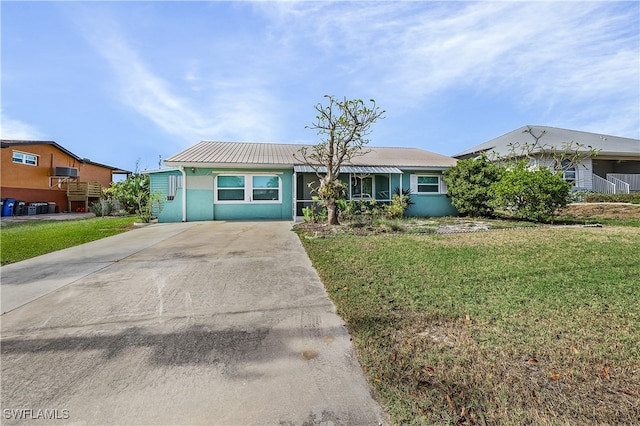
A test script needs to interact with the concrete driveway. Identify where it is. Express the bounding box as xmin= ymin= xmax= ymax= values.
xmin=1 ymin=221 xmax=387 ymax=425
